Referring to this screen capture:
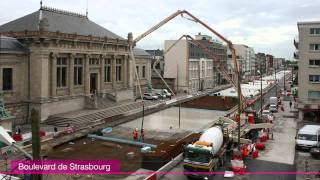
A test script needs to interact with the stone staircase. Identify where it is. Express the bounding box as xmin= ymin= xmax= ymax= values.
xmin=43 ymin=100 xmax=155 ymax=128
